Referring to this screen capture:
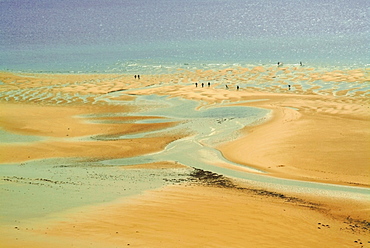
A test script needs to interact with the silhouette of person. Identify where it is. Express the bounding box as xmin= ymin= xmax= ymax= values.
xmin=202 ymin=83 xmax=204 ymax=88
xmin=225 ymin=85 xmax=229 ymax=89
xmin=134 ymin=75 xmax=137 ymax=79
xmin=208 ymin=82 xmax=210 ymax=87
xmin=137 ymin=75 xmax=140 ymax=79
xmin=237 ymin=85 xmax=239 ymax=90
xmin=195 ymin=82 xmax=198 ymax=87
